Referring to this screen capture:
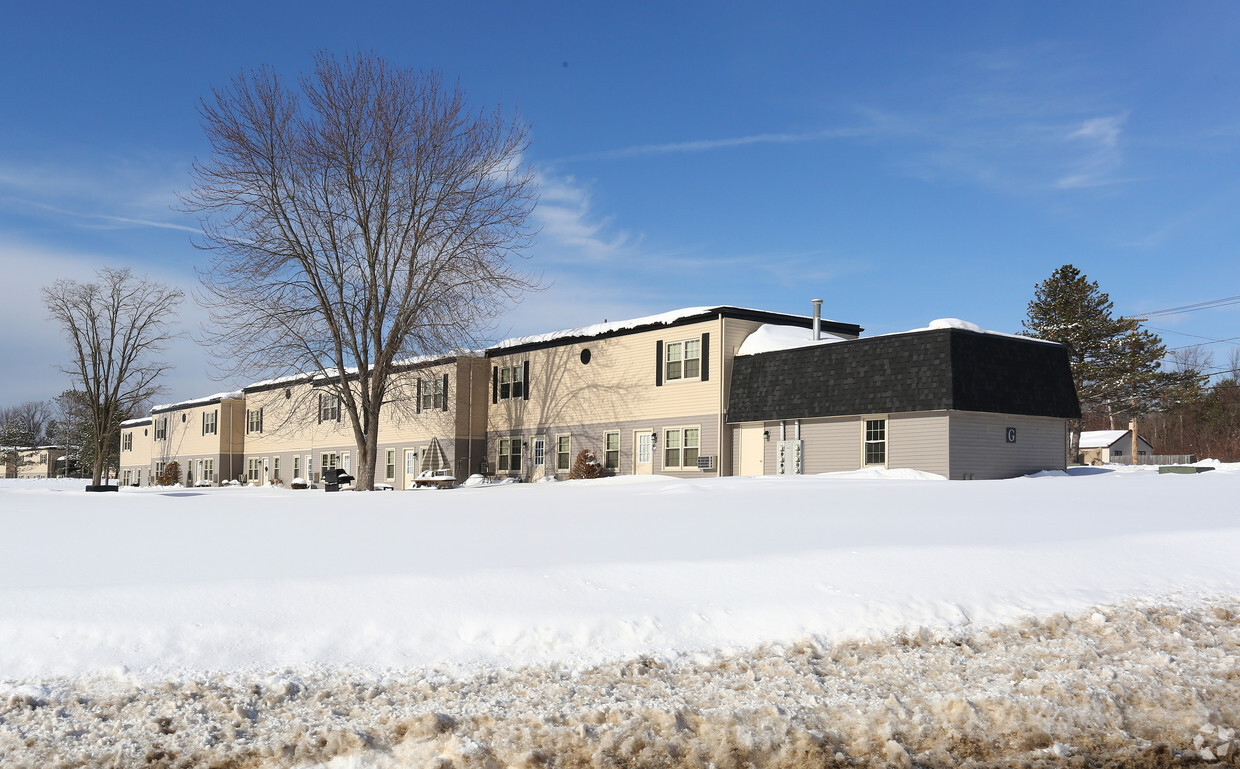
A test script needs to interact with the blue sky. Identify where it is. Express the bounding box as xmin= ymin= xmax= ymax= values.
xmin=3 ymin=1 xmax=1240 ymax=403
